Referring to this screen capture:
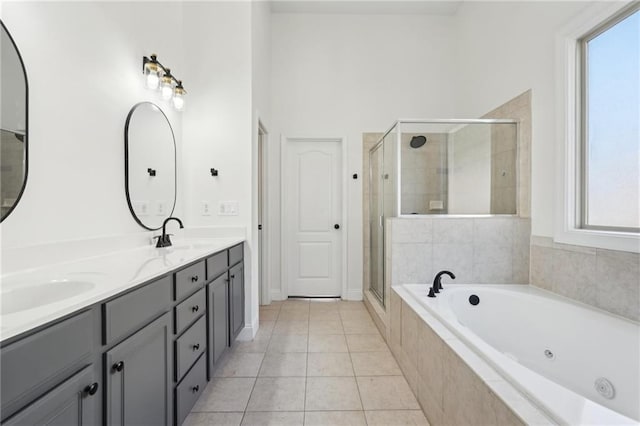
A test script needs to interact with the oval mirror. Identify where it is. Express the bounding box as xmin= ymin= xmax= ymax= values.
xmin=125 ymin=102 xmax=176 ymax=230
xmin=1 ymin=21 xmax=28 ymax=222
